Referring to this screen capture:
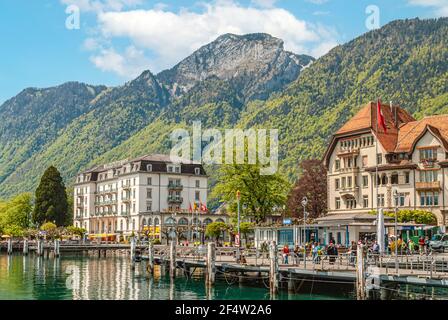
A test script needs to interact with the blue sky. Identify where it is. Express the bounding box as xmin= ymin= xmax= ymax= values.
xmin=0 ymin=0 xmax=446 ymax=104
